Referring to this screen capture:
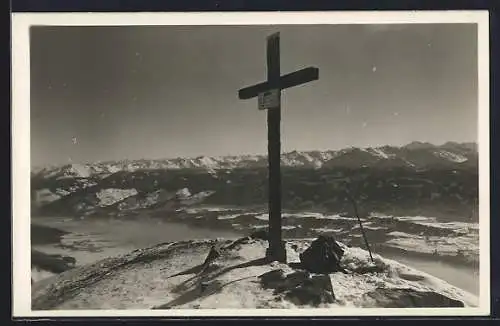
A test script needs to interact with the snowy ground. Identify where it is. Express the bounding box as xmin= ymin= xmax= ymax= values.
xmin=31 ymin=238 xmax=478 ymax=310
